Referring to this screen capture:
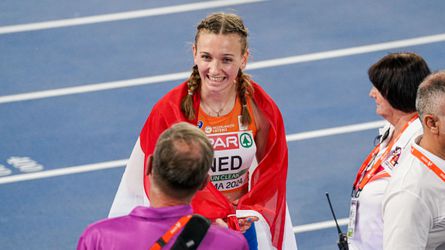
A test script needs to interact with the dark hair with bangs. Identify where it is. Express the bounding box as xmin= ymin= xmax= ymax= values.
xmin=368 ymin=52 xmax=431 ymax=113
